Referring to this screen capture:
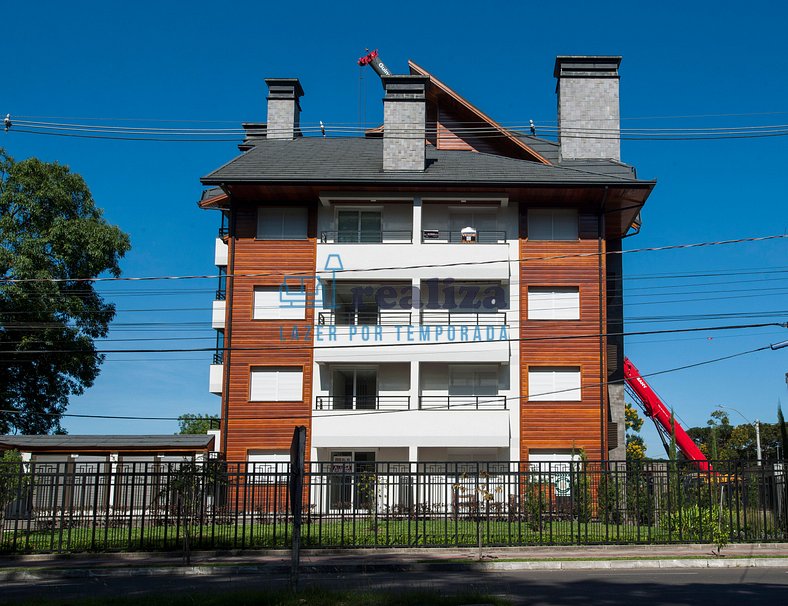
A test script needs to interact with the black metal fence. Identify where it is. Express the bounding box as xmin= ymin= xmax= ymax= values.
xmin=1 ymin=459 xmax=786 ymax=553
